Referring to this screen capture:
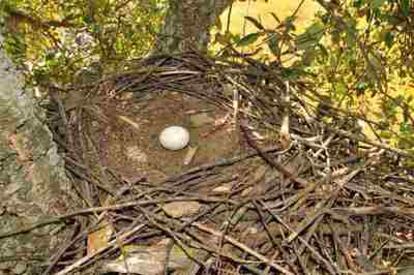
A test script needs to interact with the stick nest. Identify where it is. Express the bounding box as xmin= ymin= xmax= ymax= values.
xmin=47 ymin=52 xmax=414 ymax=274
